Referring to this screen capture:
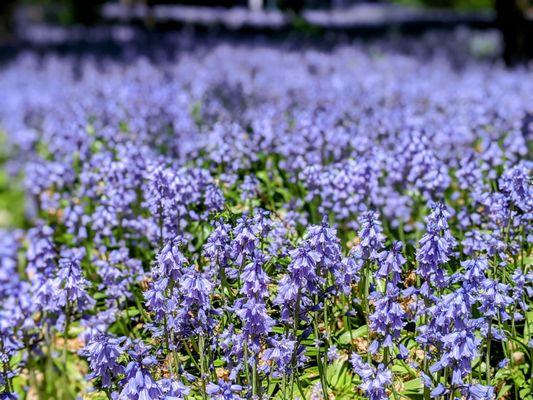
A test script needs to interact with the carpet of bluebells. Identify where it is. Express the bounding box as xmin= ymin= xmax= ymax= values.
xmin=0 ymin=33 xmax=532 ymax=400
